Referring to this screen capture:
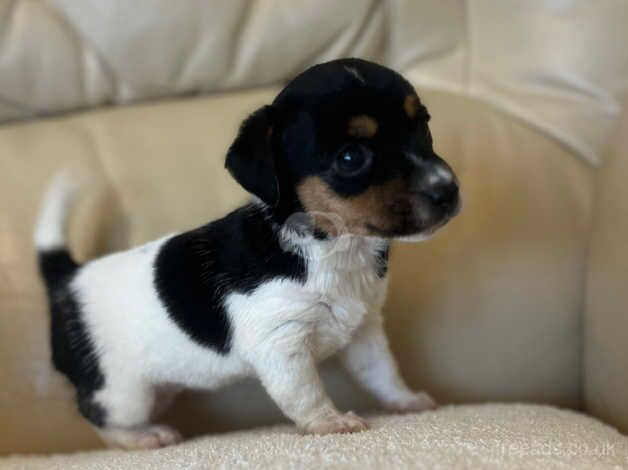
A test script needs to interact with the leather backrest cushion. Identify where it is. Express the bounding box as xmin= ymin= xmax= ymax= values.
xmin=1 ymin=1 xmax=626 ymax=165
